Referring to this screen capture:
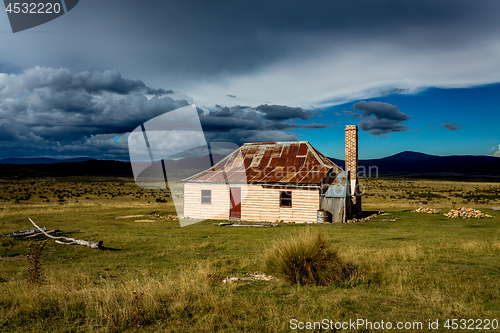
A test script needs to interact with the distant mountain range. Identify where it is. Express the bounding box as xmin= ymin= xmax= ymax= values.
xmin=329 ymin=151 xmax=500 ymax=178
xmin=0 ymin=151 xmax=499 ymax=179
xmin=0 ymin=160 xmax=133 ymax=178
xmin=0 ymin=157 xmax=95 ymax=164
